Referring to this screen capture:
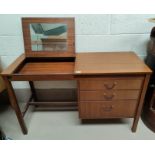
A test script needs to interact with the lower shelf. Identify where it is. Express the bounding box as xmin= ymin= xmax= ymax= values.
xmin=22 ymin=96 xmax=77 ymax=117
xmin=31 ymin=101 xmax=78 ymax=111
